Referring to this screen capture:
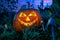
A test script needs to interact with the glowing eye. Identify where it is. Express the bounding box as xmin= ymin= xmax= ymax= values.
xmin=19 ymin=12 xmax=26 ymax=17
xmin=29 ymin=11 xmax=37 ymax=16
xmin=29 ymin=14 xmax=32 ymax=16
